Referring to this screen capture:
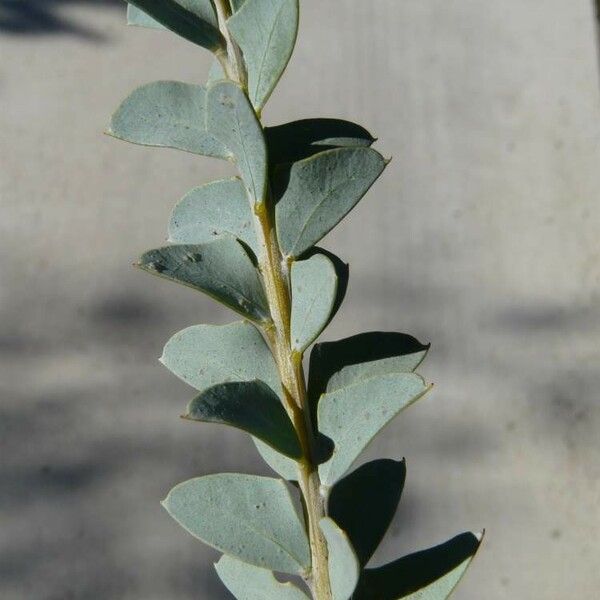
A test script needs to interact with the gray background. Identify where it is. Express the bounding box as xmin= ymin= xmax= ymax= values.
xmin=1 ymin=1 xmax=599 ymax=598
